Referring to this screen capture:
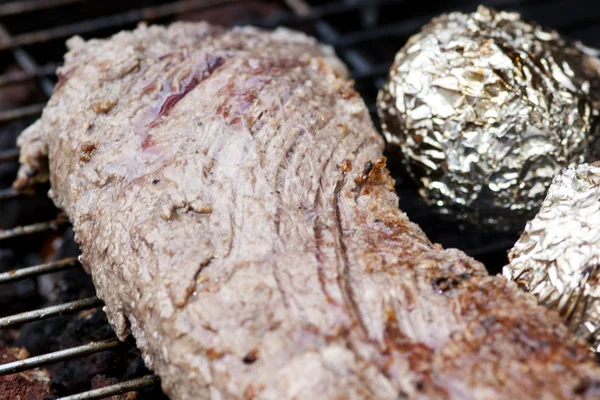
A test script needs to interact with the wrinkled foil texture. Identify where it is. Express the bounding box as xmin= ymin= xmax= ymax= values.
xmin=377 ymin=6 xmax=600 ymax=231
xmin=504 ymin=163 xmax=600 ymax=351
